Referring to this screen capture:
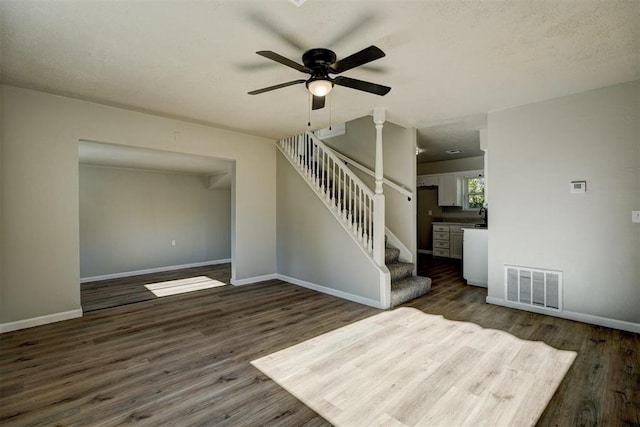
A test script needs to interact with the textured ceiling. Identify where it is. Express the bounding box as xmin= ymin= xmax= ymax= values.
xmin=417 ymin=114 xmax=487 ymax=162
xmin=2 ymin=0 xmax=638 ymax=161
